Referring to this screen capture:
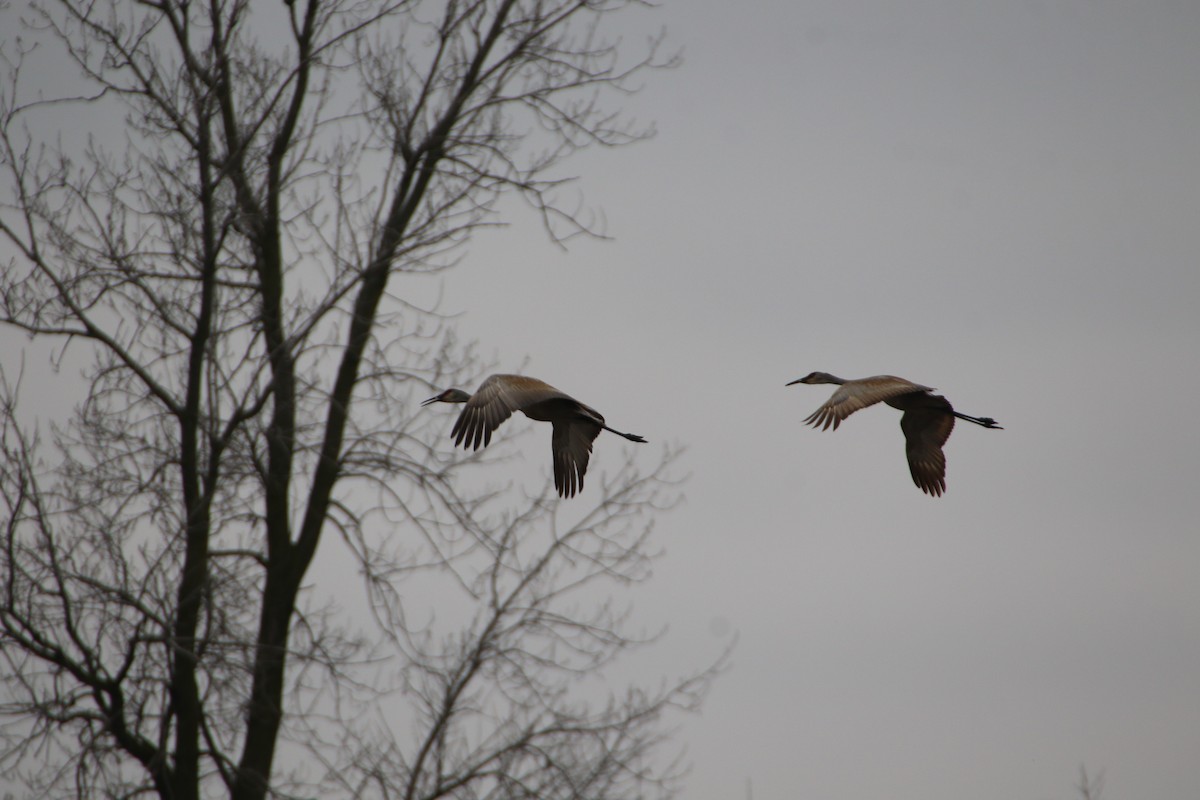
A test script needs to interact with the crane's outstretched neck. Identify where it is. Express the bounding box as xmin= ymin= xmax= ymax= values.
xmin=604 ymin=425 xmax=647 ymax=443
xmin=953 ymin=411 xmax=1003 ymax=429
xmin=785 ymin=372 xmax=845 ymax=386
